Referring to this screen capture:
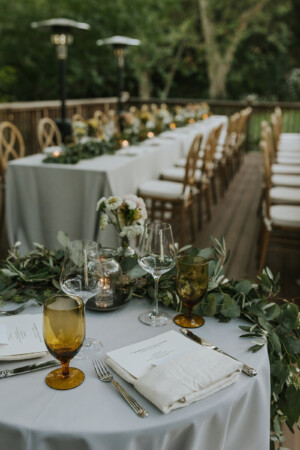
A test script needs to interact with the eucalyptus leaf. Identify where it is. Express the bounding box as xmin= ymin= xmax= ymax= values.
xmin=220 ymin=295 xmax=240 ymax=318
